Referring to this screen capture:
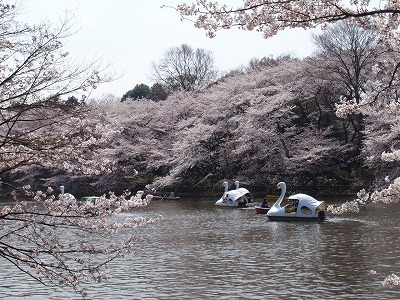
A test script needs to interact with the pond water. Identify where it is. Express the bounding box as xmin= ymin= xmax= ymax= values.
xmin=1 ymin=197 xmax=400 ymax=299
